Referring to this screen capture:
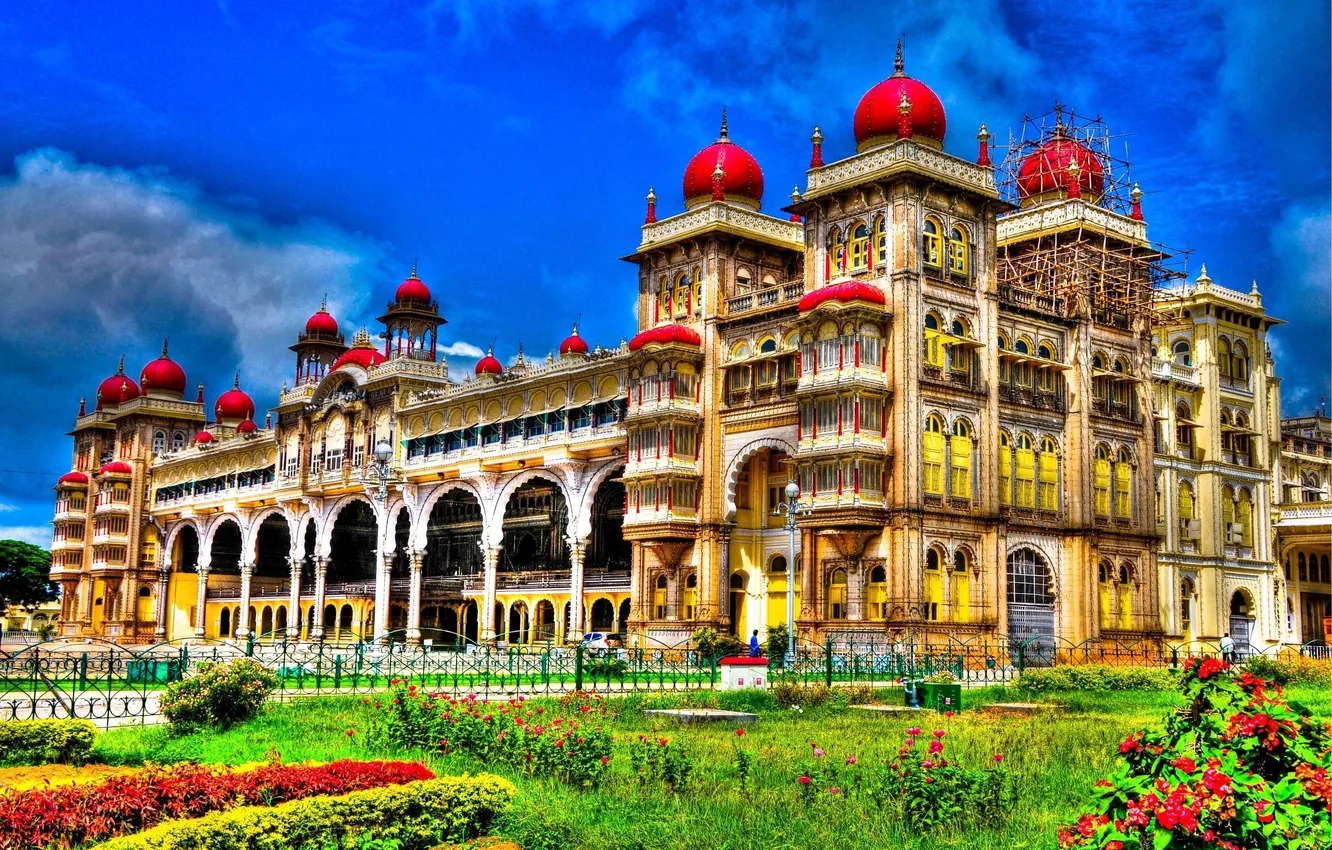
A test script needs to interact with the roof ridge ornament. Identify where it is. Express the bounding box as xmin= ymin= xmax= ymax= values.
xmin=161 ymin=338 xmax=170 ymax=357
xmin=718 ymin=106 xmax=729 ymax=141
xmin=809 ymin=125 xmax=824 ymax=168
xmin=892 ymin=36 xmax=905 ymax=77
